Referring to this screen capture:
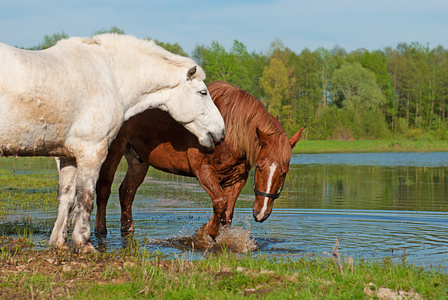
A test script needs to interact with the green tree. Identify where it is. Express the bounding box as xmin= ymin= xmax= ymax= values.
xmin=92 ymin=26 xmax=125 ymax=35
xmin=29 ymin=32 xmax=68 ymax=50
xmin=267 ymin=39 xmax=291 ymax=63
xmin=429 ymin=46 xmax=448 ymax=132
xmin=192 ymin=40 xmax=264 ymax=95
xmin=330 ymin=45 xmax=347 ymax=68
xmin=192 ymin=44 xmax=206 ymax=66
xmin=360 ymin=50 xmax=395 ymax=130
xmin=316 ymin=47 xmax=337 ymax=108
xmin=293 ymin=49 xmax=321 ymax=138
xmin=331 ymin=62 xmax=384 ymax=117
xmin=260 ymin=58 xmax=289 ymax=120
xmin=196 ymin=41 xmax=236 ymax=83
xmin=149 ymin=39 xmax=189 ymax=57
xmin=247 ymin=52 xmax=269 ymax=99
